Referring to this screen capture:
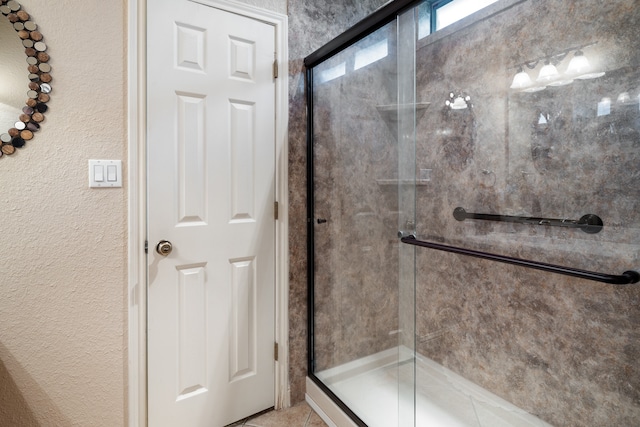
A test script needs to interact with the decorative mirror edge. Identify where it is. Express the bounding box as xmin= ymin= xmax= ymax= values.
xmin=0 ymin=0 xmax=51 ymax=158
